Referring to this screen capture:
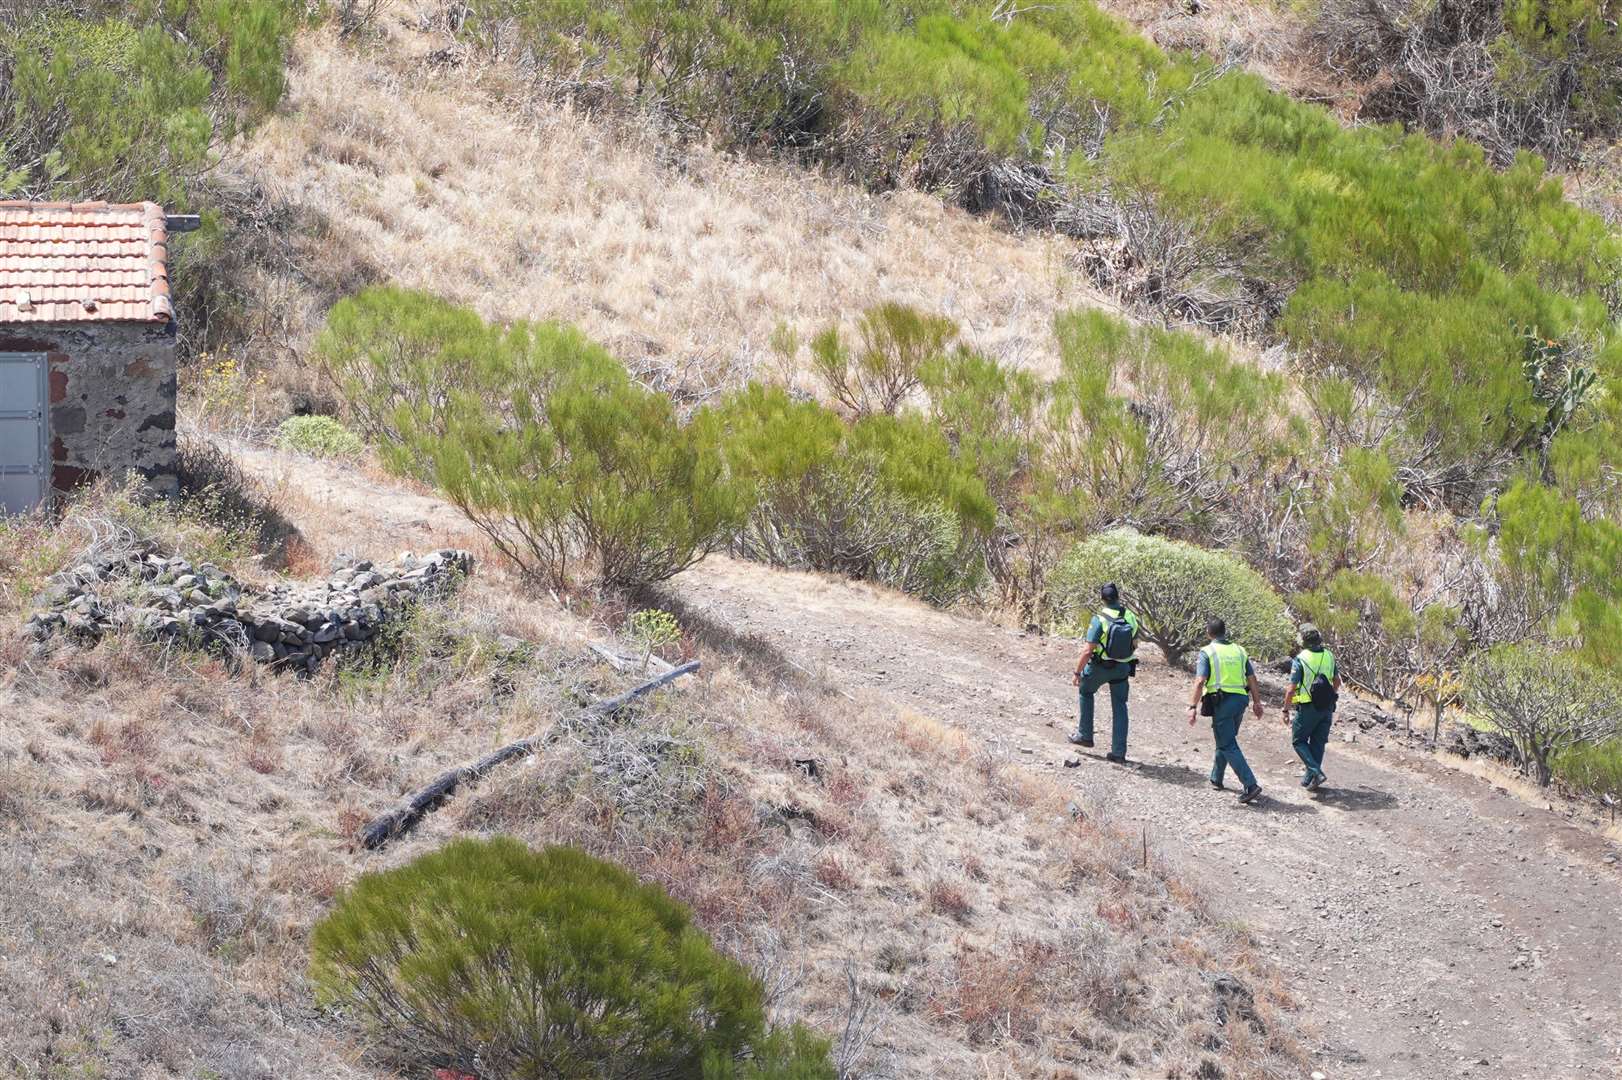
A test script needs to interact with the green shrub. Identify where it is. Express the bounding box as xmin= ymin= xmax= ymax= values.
xmin=320 ymin=286 xmax=748 ymax=590
xmin=1553 ymin=738 xmax=1622 ymax=801
xmin=1048 ymin=528 xmax=1292 ymax=666
xmin=809 ymin=302 xmax=957 ymax=418
xmin=0 ymin=2 xmax=301 ymax=202
xmin=1046 ymin=309 xmax=1287 ymax=539
xmin=1463 ymin=644 xmax=1622 ymax=786
xmin=310 ymin=838 xmax=834 ymax=1079
xmin=273 ymin=415 xmax=365 ymax=459
xmin=720 ymin=384 xmax=992 ymax=604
